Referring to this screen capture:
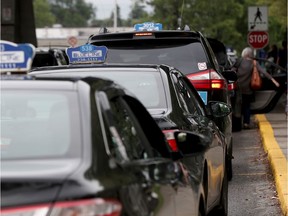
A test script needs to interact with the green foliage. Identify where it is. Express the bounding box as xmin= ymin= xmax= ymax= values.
xmin=127 ymin=0 xmax=149 ymax=26
xmin=146 ymin=0 xmax=287 ymax=55
xmin=48 ymin=0 xmax=95 ymax=27
xmin=33 ymin=0 xmax=56 ymax=27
